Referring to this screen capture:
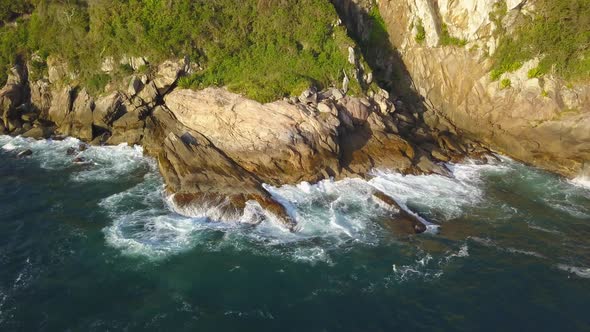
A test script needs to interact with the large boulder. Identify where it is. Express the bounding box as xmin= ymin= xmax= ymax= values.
xmin=29 ymin=79 xmax=52 ymax=117
xmin=106 ymin=103 xmax=147 ymax=145
xmin=138 ymin=87 xmax=428 ymax=230
xmin=47 ymin=87 xmax=74 ymax=125
xmin=153 ymin=59 xmax=188 ymax=95
xmin=22 ymin=125 xmax=55 ymax=139
xmin=164 ymin=88 xmax=342 ymax=186
xmin=93 ymin=92 xmax=125 ymax=130
xmin=338 ymin=96 xmax=372 ymax=125
xmin=50 ymin=88 xmax=94 ymax=141
xmin=0 ymin=66 xmax=27 ymax=129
